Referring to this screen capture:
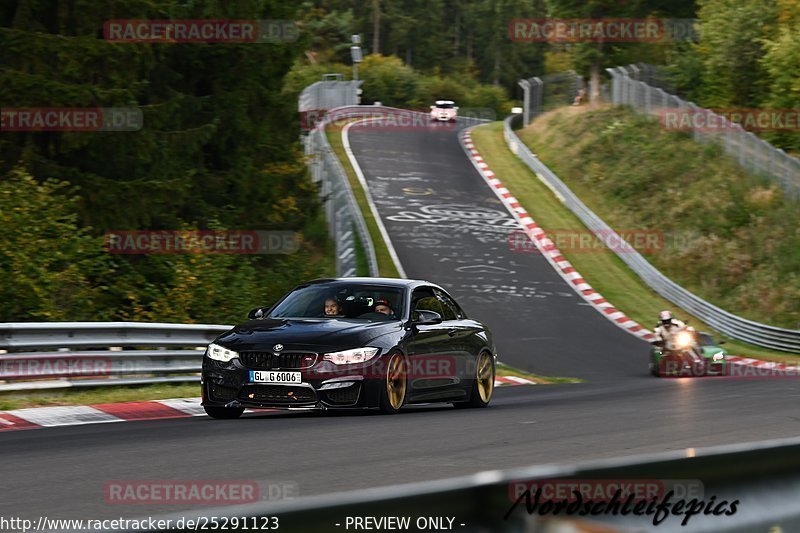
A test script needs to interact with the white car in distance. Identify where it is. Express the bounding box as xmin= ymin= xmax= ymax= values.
xmin=430 ymin=100 xmax=458 ymax=122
